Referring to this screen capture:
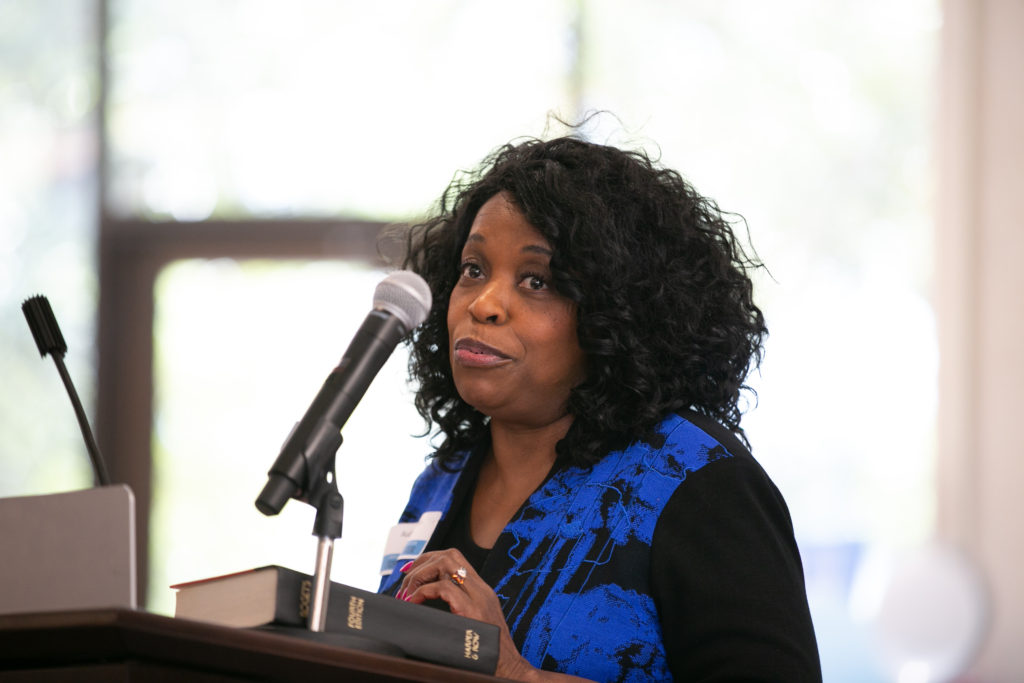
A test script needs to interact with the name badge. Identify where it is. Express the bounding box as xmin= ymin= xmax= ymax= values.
xmin=379 ymin=510 xmax=442 ymax=575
